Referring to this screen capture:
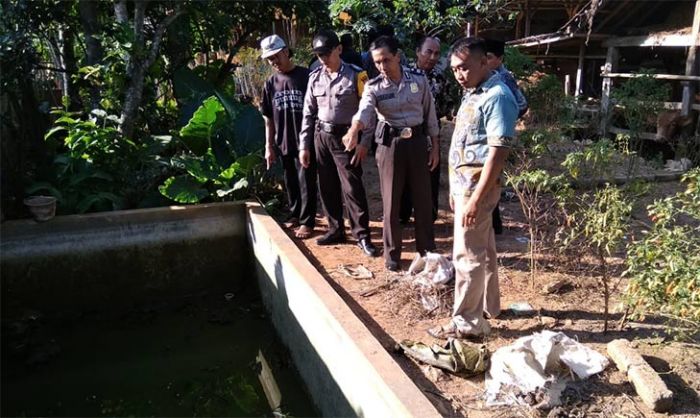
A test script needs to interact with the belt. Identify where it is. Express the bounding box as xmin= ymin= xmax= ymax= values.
xmin=317 ymin=120 xmax=350 ymax=135
xmin=388 ymin=124 xmax=424 ymax=139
